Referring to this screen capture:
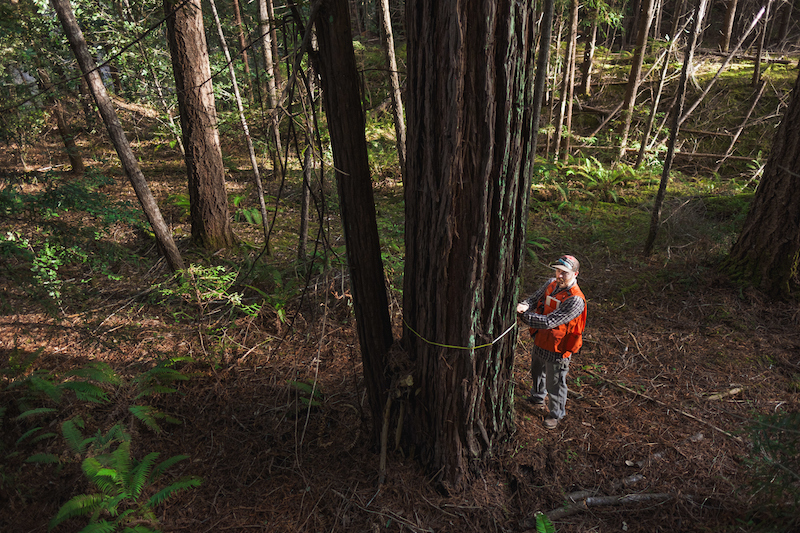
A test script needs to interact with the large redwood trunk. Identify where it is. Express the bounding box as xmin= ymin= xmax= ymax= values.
xmin=165 ymin=0 xmax=235 ymax=249
xmin=726 ymin=71 xmax=800 ymax=296
xmin=402 ymin=0 xmax=535 ymax=490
